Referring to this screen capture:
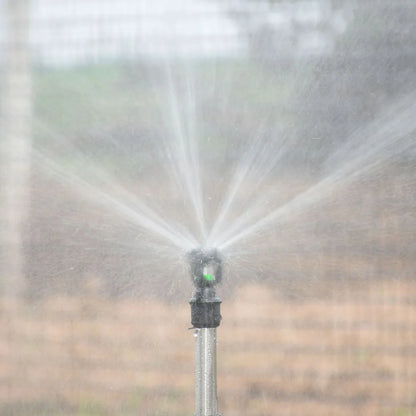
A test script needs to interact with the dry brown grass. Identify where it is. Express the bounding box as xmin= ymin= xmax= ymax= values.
xmin=1 ymin=280 xmax=415 ymax=416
